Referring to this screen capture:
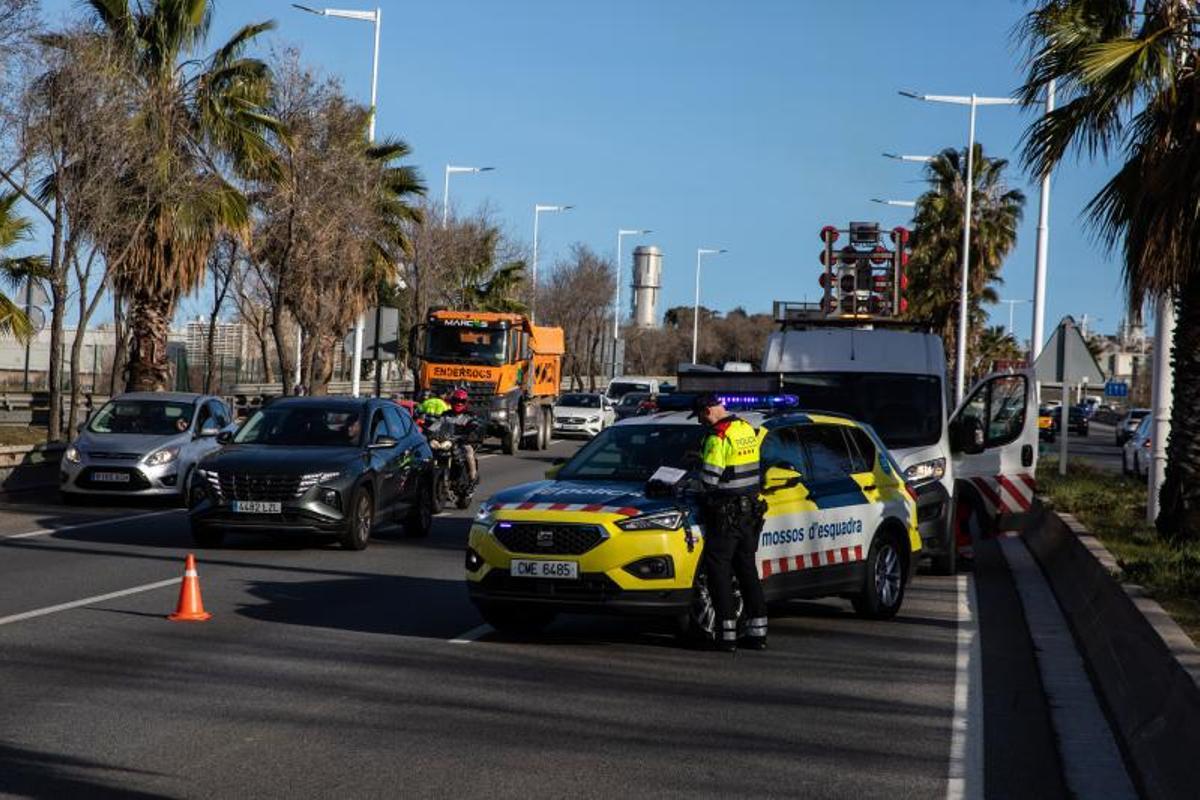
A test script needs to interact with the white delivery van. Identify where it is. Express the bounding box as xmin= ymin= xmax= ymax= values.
xmin=761 ymin=324 xmax=1039 ymax=573
xmin=605 ymin=376 xmax=660 ymax=401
